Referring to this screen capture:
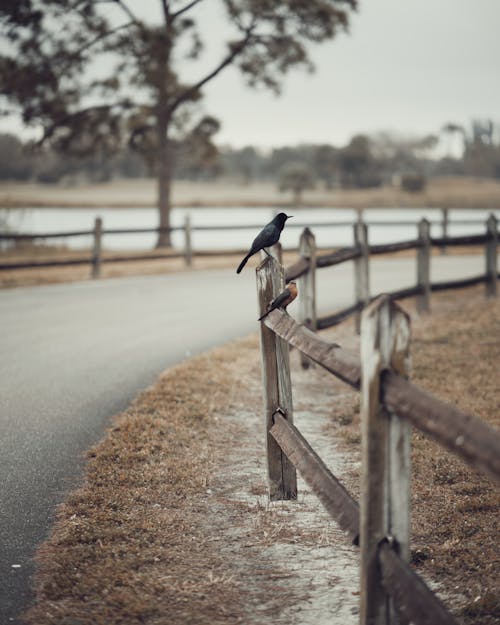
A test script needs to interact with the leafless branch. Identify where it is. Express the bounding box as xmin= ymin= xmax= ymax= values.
xmin=113 ymin=0 xmax=139 ymax=23
xmin=160 ymin=0 xmax=170 ymax=24
xmin=171 ymin=0 xmax=205 ymax=21
xmin=74 ymin=20 xmax=134 ymax=57
xmin=36 ymin=102 xmax=129 ymax=146
xmin=86 ymin=0 xmax=140 ymax=24
xmin=168 ymin=23 xmax=256 ymax=114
